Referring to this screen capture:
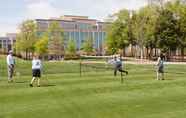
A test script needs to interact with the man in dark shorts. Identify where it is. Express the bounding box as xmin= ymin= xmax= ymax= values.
xmin=30 ymin=55 xmax=42 ymax=87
